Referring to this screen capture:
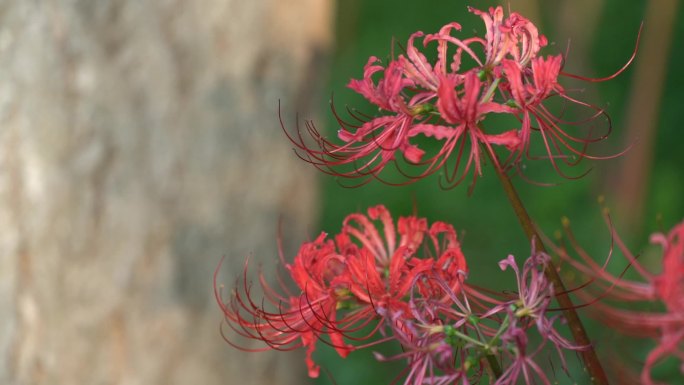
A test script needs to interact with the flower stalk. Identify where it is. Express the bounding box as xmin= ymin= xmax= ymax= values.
xmin=485 ymin=148 xmax=610 ymax=385
xmin=485 ymin=351 xmax=503 ymax=380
